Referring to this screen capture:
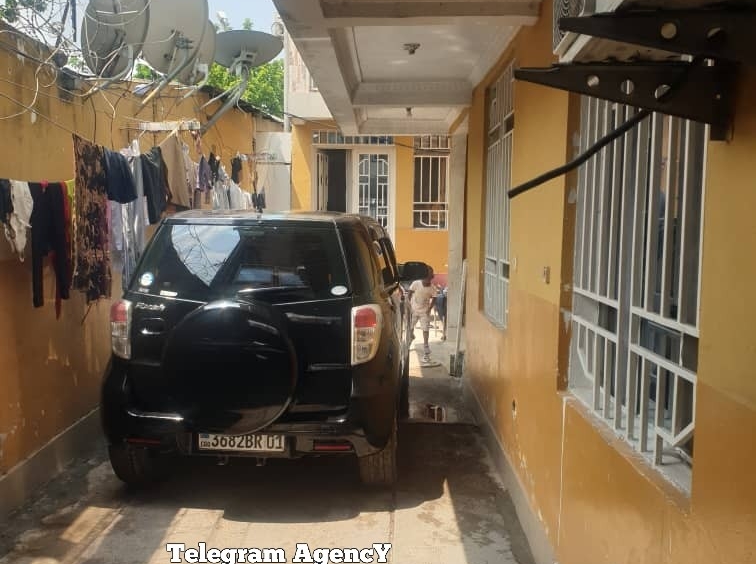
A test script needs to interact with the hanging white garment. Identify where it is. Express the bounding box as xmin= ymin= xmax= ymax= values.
xmin=228 ymin=182 xmax=247 ymax=210
xmin=4 ymin=180 xmax=33 ymax=261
